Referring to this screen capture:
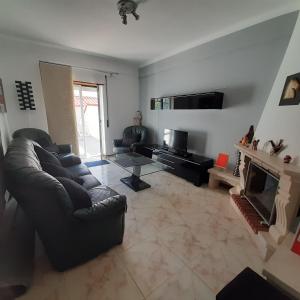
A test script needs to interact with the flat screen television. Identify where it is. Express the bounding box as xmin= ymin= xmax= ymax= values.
xmin=244 ymin=162 xmax=279 ymax=226
xmin=163 ymin=129 xmax=188 ymax=154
